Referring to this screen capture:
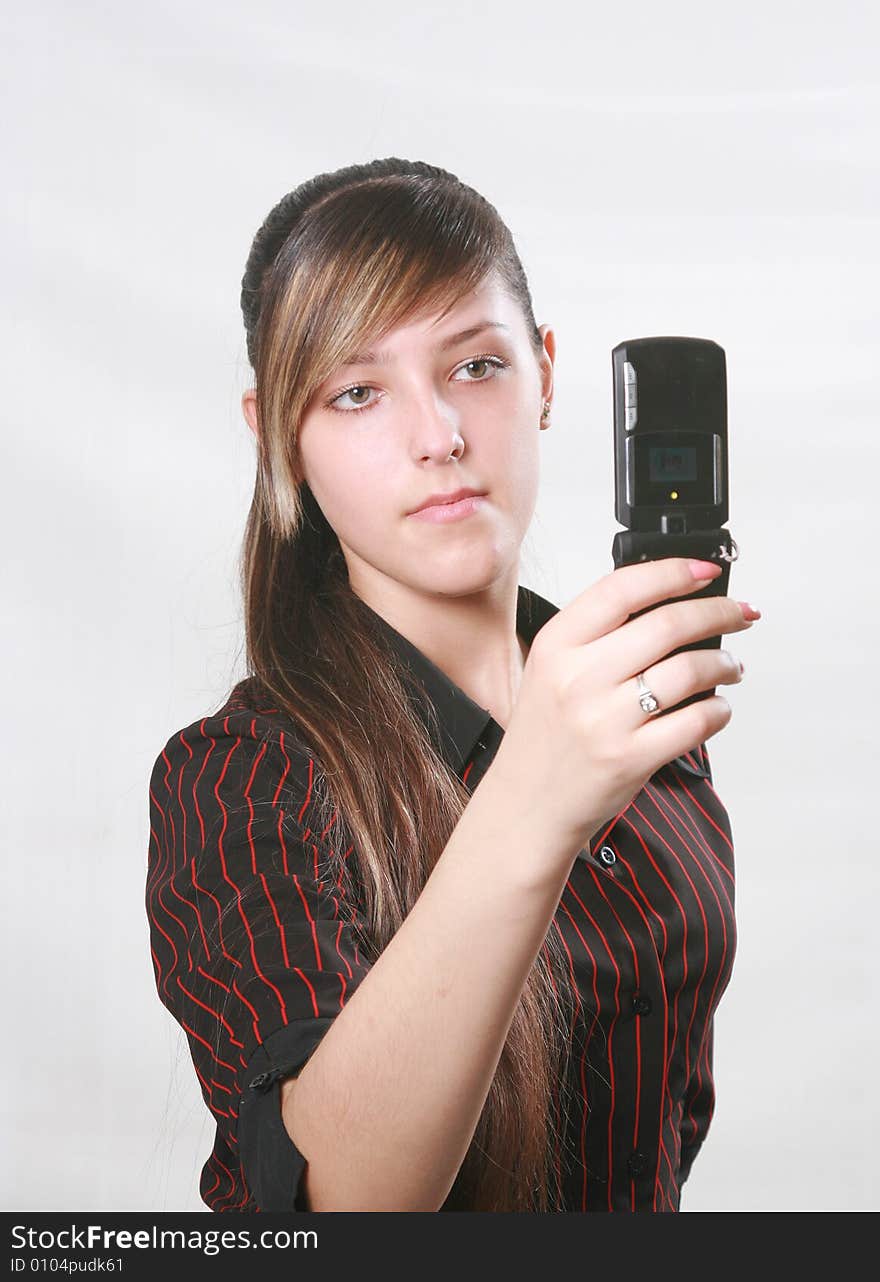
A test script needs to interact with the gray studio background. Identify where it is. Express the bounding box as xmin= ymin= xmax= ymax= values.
xmin=3 ymin=0 xmax=877 ymax=1212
